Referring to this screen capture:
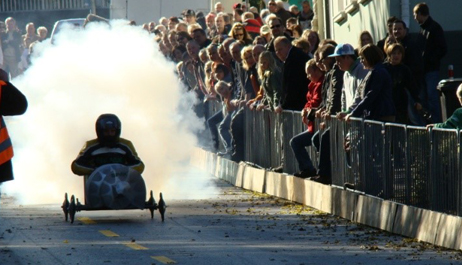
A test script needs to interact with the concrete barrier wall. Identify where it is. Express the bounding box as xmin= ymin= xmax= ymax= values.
xmin=354 ymin=195 xmax=397 ymax=231
xmin=190 ymin=148 xmax=462 ymax=251
xmin=265 ymin=172 xmax=293 ymax=201
xmin=241 ymin=165 xmax=265 ymax=192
